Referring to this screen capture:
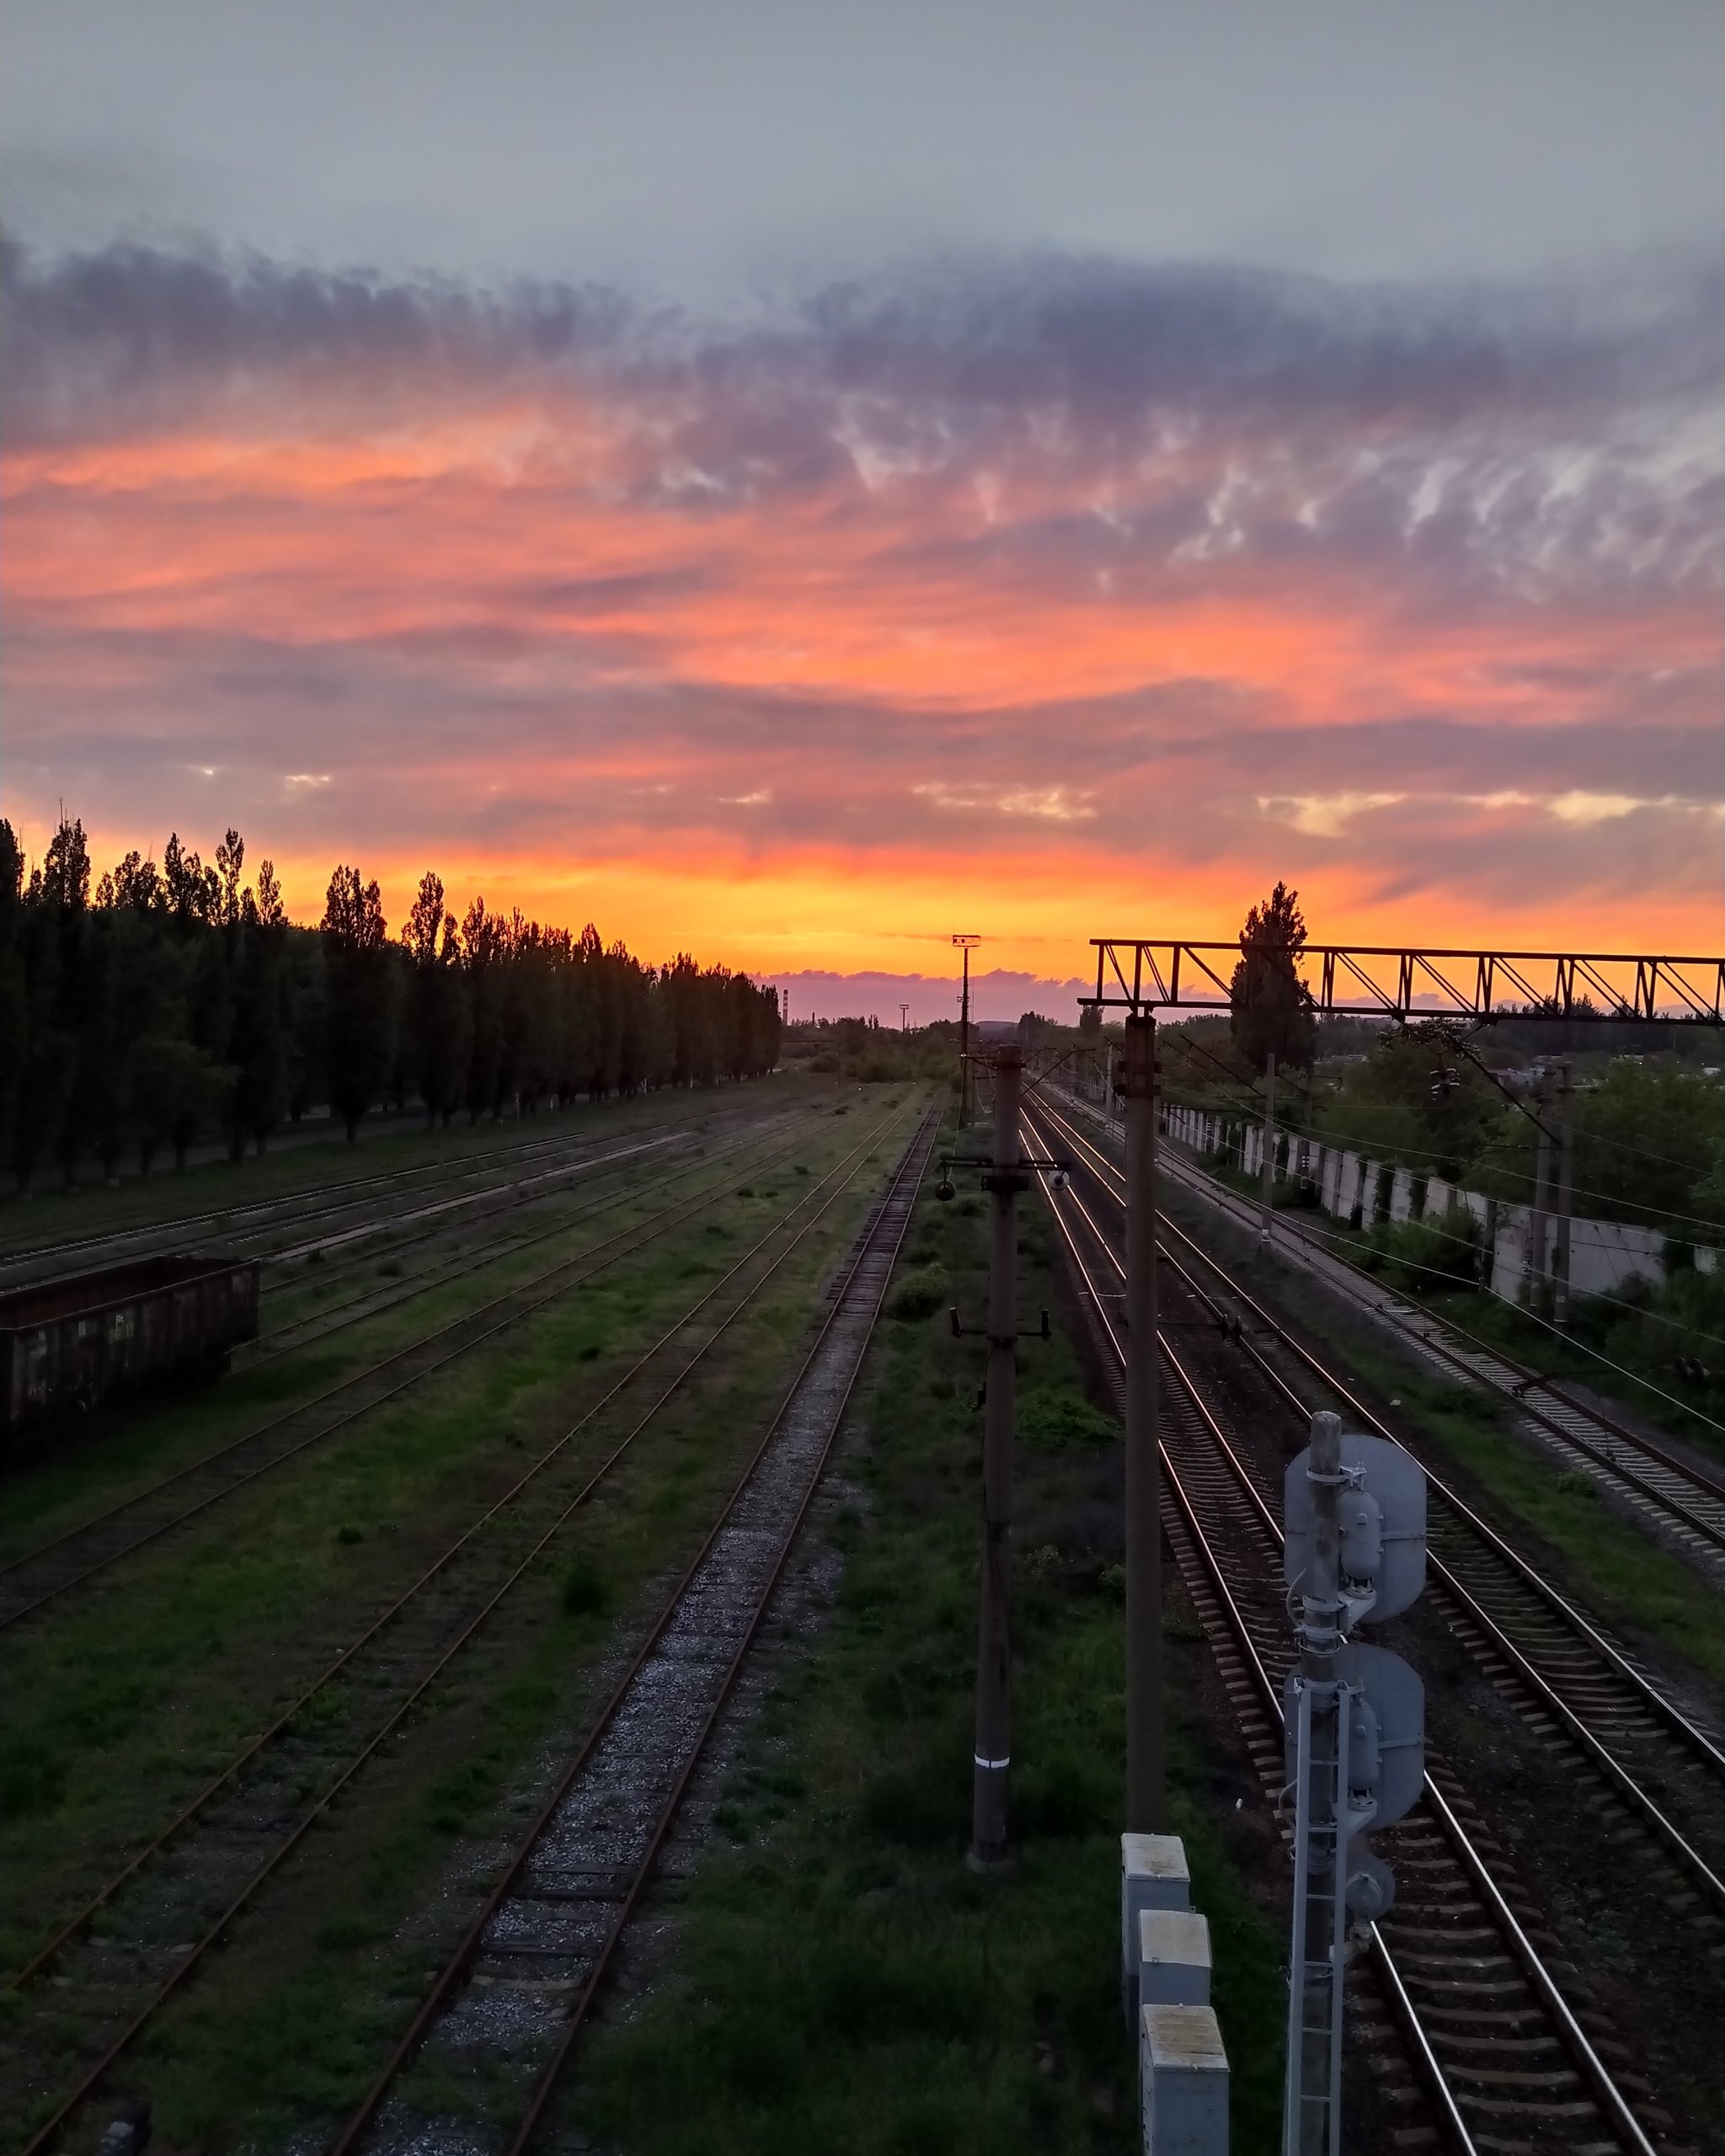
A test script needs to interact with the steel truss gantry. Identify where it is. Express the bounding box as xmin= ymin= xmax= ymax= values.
xmin=1085 ymin=941 xmax=1725 ymax=1025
